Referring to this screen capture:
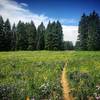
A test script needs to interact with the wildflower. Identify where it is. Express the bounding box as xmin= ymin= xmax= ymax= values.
xmin=31 ymin=96 xmax=35 ymax=100
xmin=96 ymin=85 xmax=100 ymax=90
xmin=96 ymin=96 xmax=100 ymax=100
